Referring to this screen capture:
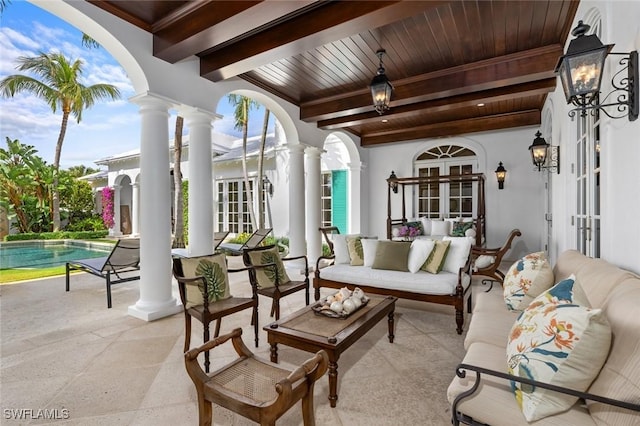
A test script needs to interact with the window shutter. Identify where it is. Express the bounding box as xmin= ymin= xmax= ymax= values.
xmin=331 ymin=170 xmax=347 ymax=233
